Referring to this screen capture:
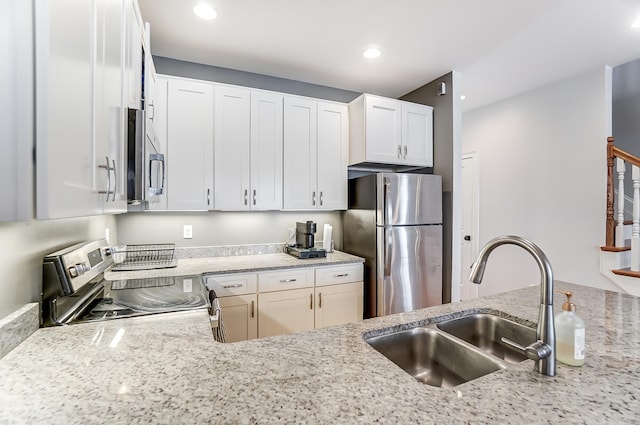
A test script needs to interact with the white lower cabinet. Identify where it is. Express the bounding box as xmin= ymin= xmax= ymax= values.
xmin=219 ymin=294 xmax=258 ymax=343
xmin=206 ymin=264 xmax=363 ymax=342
